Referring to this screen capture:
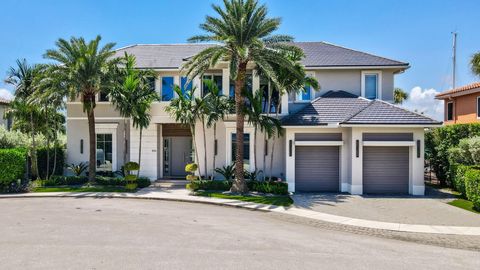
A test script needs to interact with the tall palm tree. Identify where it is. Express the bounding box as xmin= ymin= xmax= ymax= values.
xmin=194 ymin=95 xmax=208 ymax=178
xmin=184 ymin=0 xmax=303 ymax=193
xmin=244 ymin=89 xmax=282 ymax=178
xmin=393 ymin=88 xmax=408 ymax=104
xmin=5 ymin=59 xmax=43 ymax=179
xmin=110 ymin=53 xmax=159 ymax=177
xmin=44 ymin=35 xmax=118 ymax=183
xmin=204 ymin=80 xmax=233 ymax=179
xmin=166 ymin=86 xmax=202 ymax=177
xmin=471 ymin=52 xmax=480 ymax=77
